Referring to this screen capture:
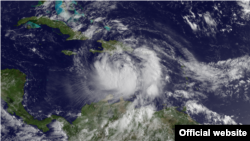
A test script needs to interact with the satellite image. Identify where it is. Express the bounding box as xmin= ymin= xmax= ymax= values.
xmin=1 ymin=1 xmax=250 ymax=141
